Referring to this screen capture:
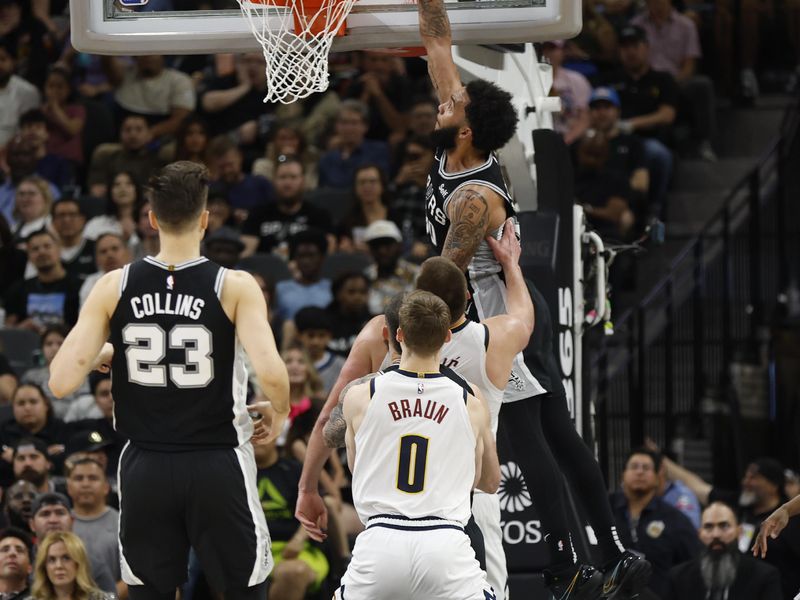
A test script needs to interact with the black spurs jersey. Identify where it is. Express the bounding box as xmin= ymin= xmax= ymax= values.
xmin=109 ymin=256 xmax=250 ymax=450
xmin=425 ymin=147 xmax=520 ymax=278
